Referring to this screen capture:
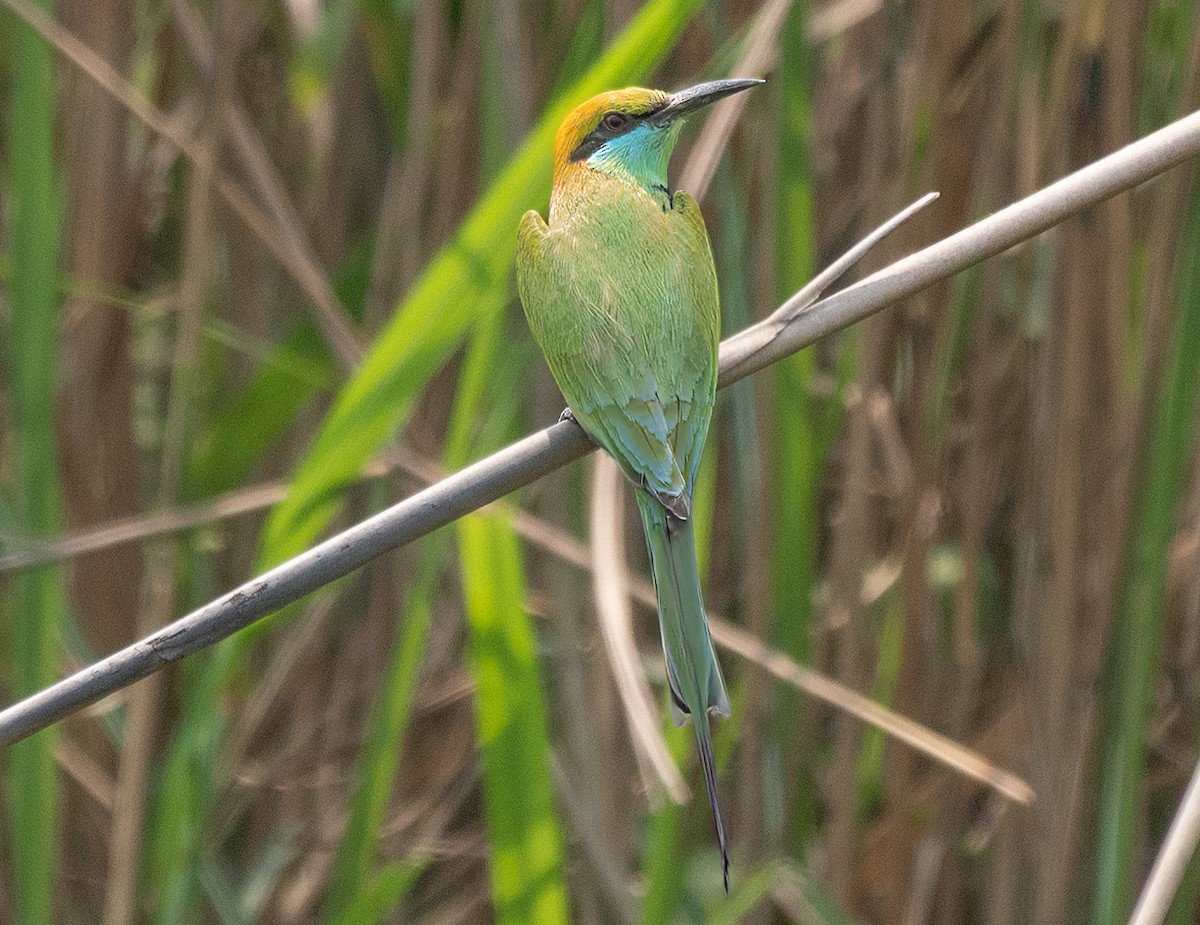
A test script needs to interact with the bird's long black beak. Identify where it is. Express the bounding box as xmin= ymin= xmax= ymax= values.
xmin=653 ymin=78 xmax=765 ymax=122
